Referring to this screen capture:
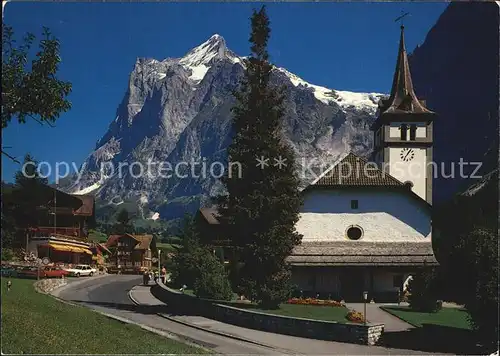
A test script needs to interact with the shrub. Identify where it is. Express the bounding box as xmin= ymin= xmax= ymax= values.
xmin=408 ymin=268 xmax=440 ymax=312
xmin=463 ymin=227 xmax=499 ymax=351
xmin=192 ymin=248 xmax=233 ymax=301
xmin=1 ymin=248 xmax=14 ymax=261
